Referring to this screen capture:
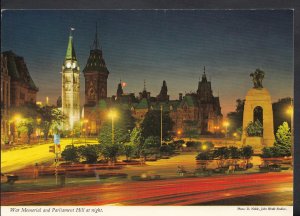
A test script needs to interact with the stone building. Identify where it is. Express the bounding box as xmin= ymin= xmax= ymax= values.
xmin=61 ymin=31 xmax=81 ymax=130
xmin=83 ymin=27 xmax=110 ymax=134
xmin=84 ymin=74 xmax=222 ymax=135
xmin=2 ymin=51 xmax=38 ymax=106
xmin=1 ymin=51 xmax=38 ymax=144
xmin=1 ymin=54 xmax=10 ymax=144
xmin=81 ymin=29 xmax=222 ymax=136
xmin=126 ymin=76 xmax=222 ymax=134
